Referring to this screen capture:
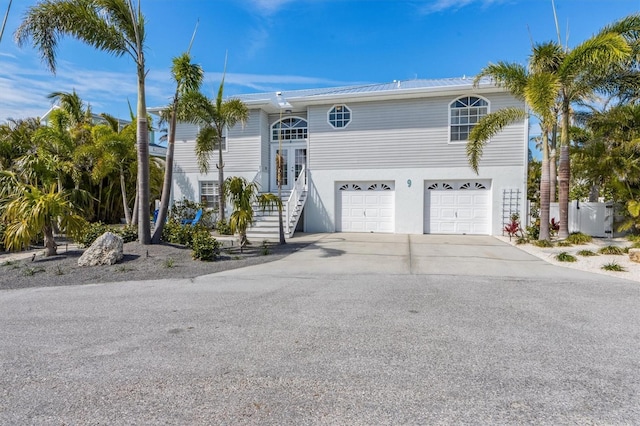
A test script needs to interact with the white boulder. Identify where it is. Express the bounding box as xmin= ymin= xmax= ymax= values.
xmin=78 ymin=232 xmax=124 ymax=266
